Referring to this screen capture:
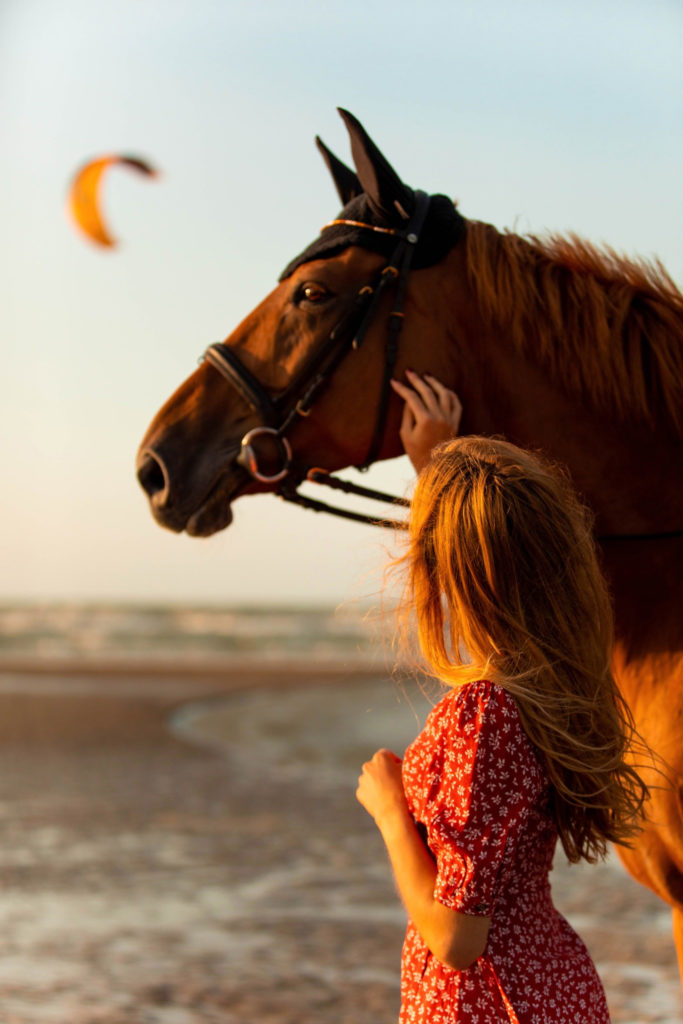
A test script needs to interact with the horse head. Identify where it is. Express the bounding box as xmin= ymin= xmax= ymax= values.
xmin=136 ymin=110 xmax=465 ymax=536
